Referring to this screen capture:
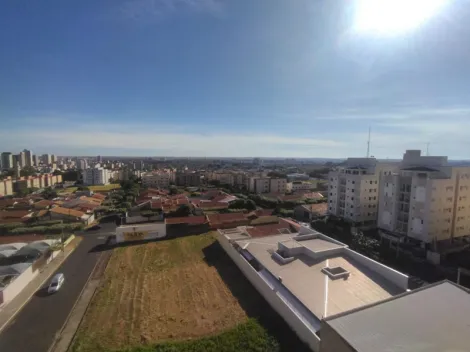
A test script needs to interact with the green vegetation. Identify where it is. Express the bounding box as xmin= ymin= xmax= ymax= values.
xmin=110 ymin=319 xmax=279 ymax=352
xmin=8 ymin=222 xmax=84 ymax=235
xmin=228 ymin=199 xmax=256 ymax=211
xmin=19 ymin=166 xmax=37 ymax=177
xmin=58 ymin=187 xmax=78 ymax=193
